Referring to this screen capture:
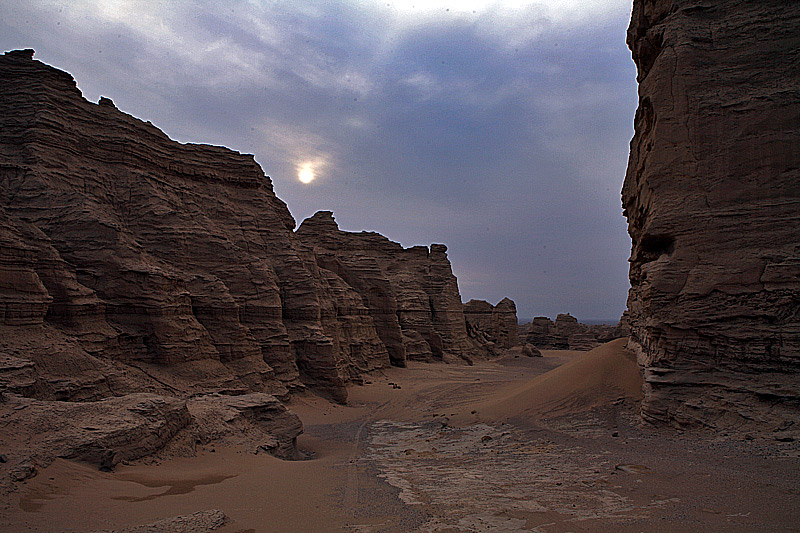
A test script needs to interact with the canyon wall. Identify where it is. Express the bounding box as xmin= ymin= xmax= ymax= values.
xmin=297 ymin=211 xmax=475 ymax=365
xmin=623 ymin=1 xmax=800 ymax=430
xmin=0 ymin=50 xmax=476 ymax=414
